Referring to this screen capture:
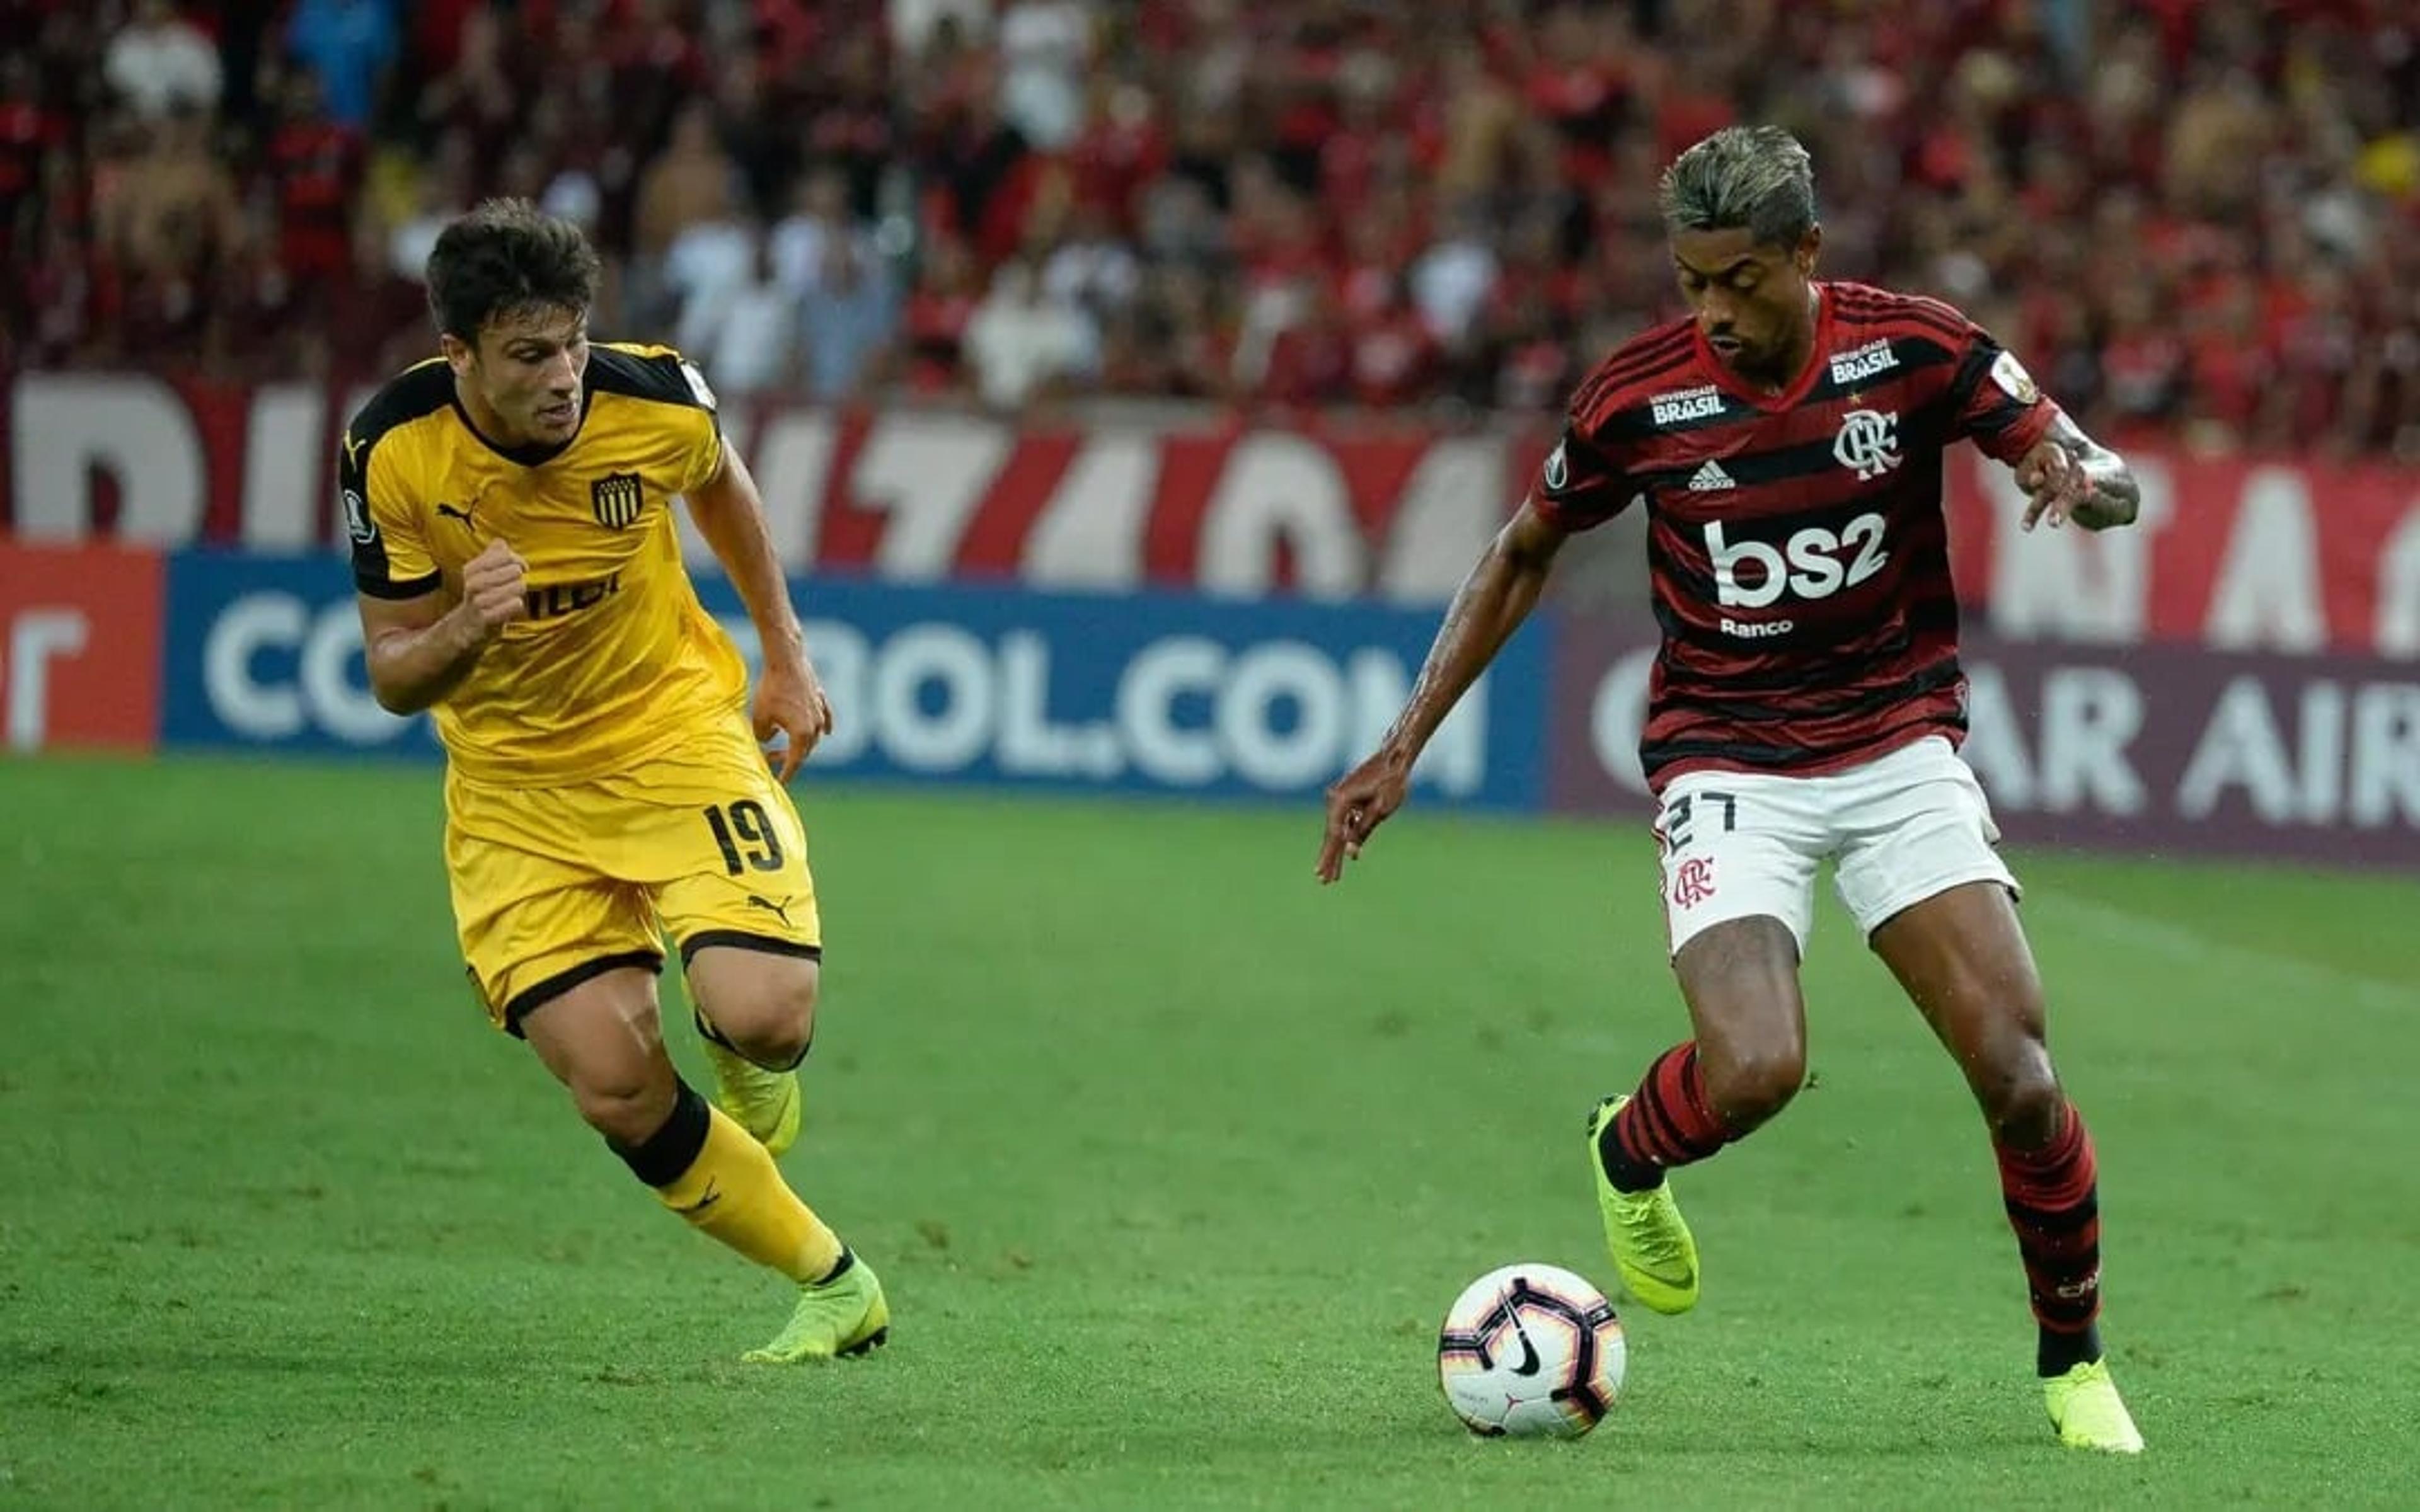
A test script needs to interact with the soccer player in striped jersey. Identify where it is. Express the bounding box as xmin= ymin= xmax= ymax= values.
xmin=1318 ymin=126 xmax=2144 ymax=1453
